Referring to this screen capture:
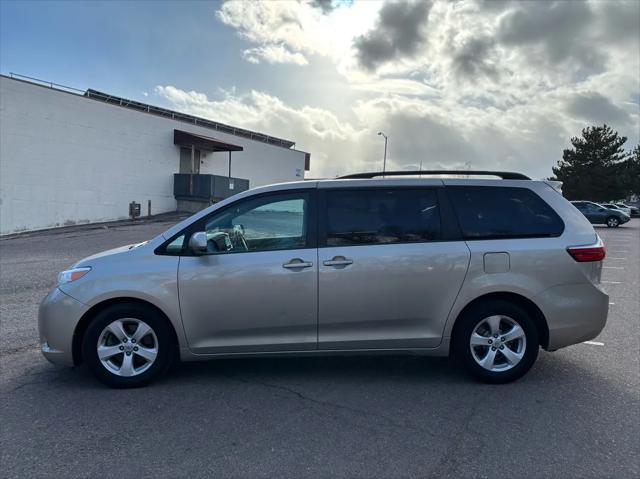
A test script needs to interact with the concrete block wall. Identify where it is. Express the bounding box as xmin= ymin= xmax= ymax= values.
xmin=0 ymin=76 xmax=307 ymax=235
